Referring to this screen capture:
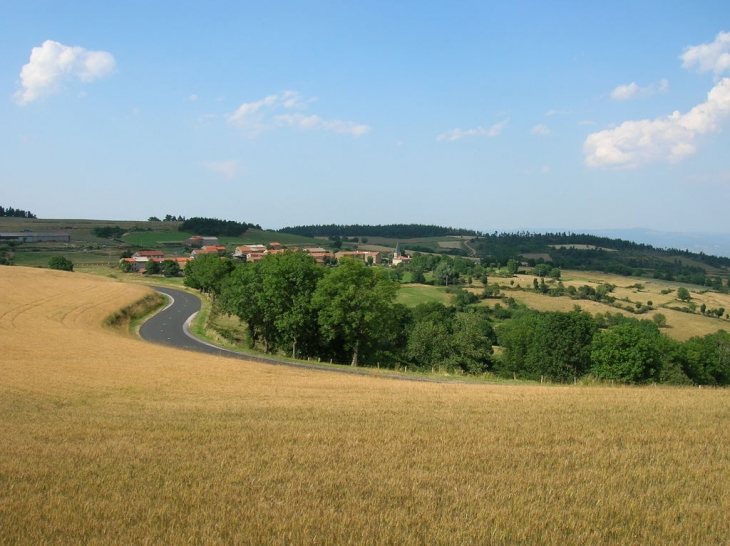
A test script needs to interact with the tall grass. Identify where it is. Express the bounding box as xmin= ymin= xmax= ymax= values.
xmin=1 ymin=267 xmax=729 ymax=544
